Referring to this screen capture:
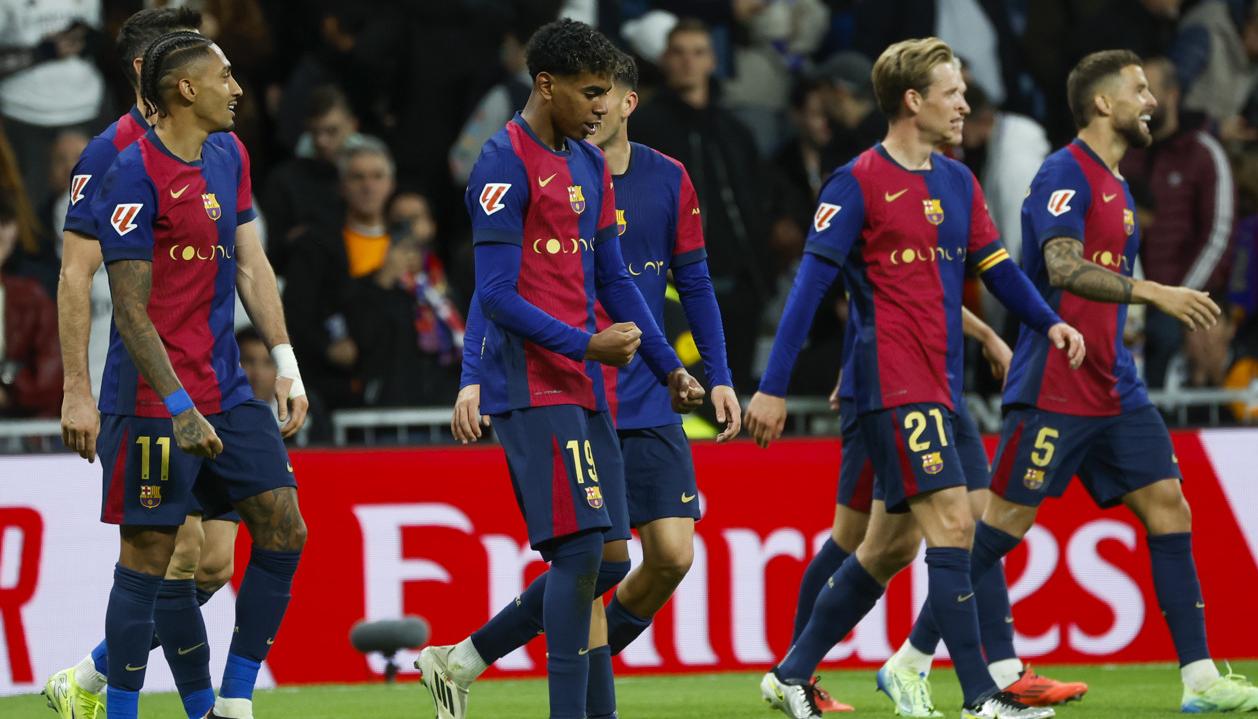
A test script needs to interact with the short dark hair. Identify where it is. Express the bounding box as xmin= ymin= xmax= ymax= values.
xmin=1067 ymin=49 xmax=1142 ymax=129
xmin=667 ymin=17 xmax=711 ymax=46
xmin=790 ymin=76 xmax=827 ymax=111
xmin=139 ymin=31 xmax=215 ymax=117
xmin=236 ymin=326 xmax=264 ymax=348
xmin=524 ymin=18 xmax=618 ymax=79
xmin=613 ymin=50 xmax=639 ymax=92
xmin=306 ymin=84 xmax=352 ymax=121
xmin=965 ymin=81 xmax=992 ymax=116
xmin=116 ymin=7 xmax=202 ymax=89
